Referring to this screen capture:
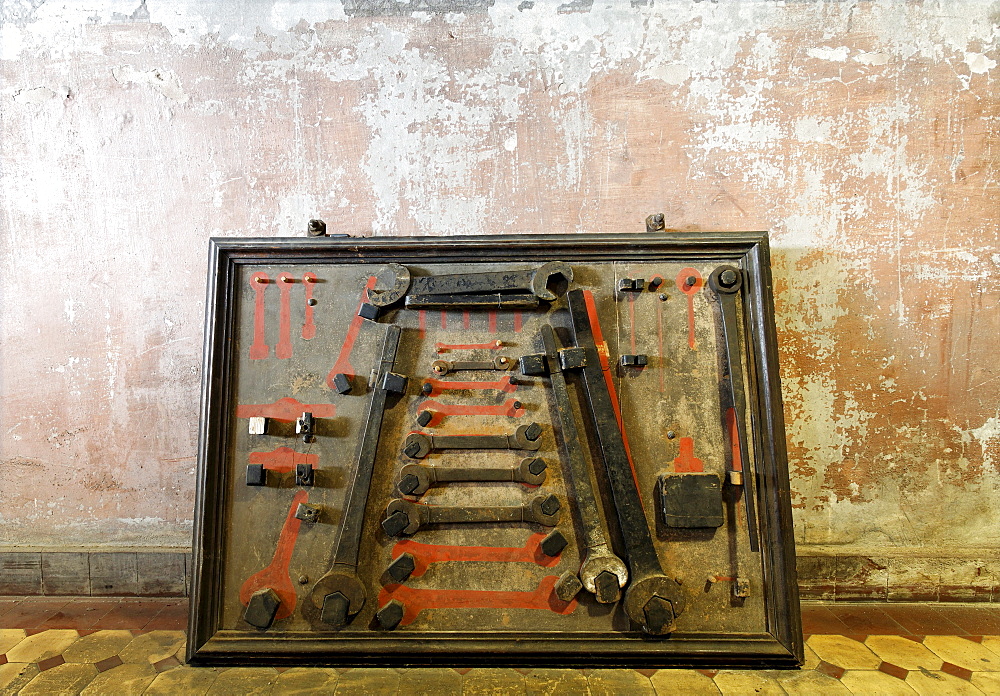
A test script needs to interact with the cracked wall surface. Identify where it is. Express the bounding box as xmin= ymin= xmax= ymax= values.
xmin=0 ymin=0 xmax=997 ymax=562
